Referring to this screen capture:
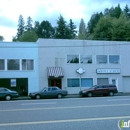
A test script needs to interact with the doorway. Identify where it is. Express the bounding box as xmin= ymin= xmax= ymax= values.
xmin=48 ymin=79 xmax=62 ymax=89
